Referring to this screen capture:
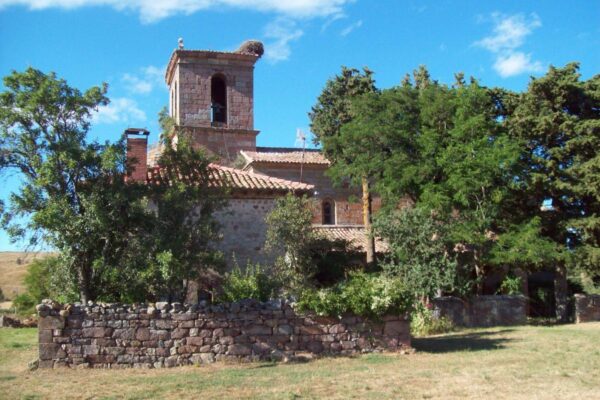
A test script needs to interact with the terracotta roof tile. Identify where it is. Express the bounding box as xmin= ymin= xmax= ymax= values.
xmin=312 ymin=225 xmax=389 ymax=253
xmin=147 ymin=163 xmax=314 ymax=193
xmin=242 ymin=147 xmax=330 ymax=166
